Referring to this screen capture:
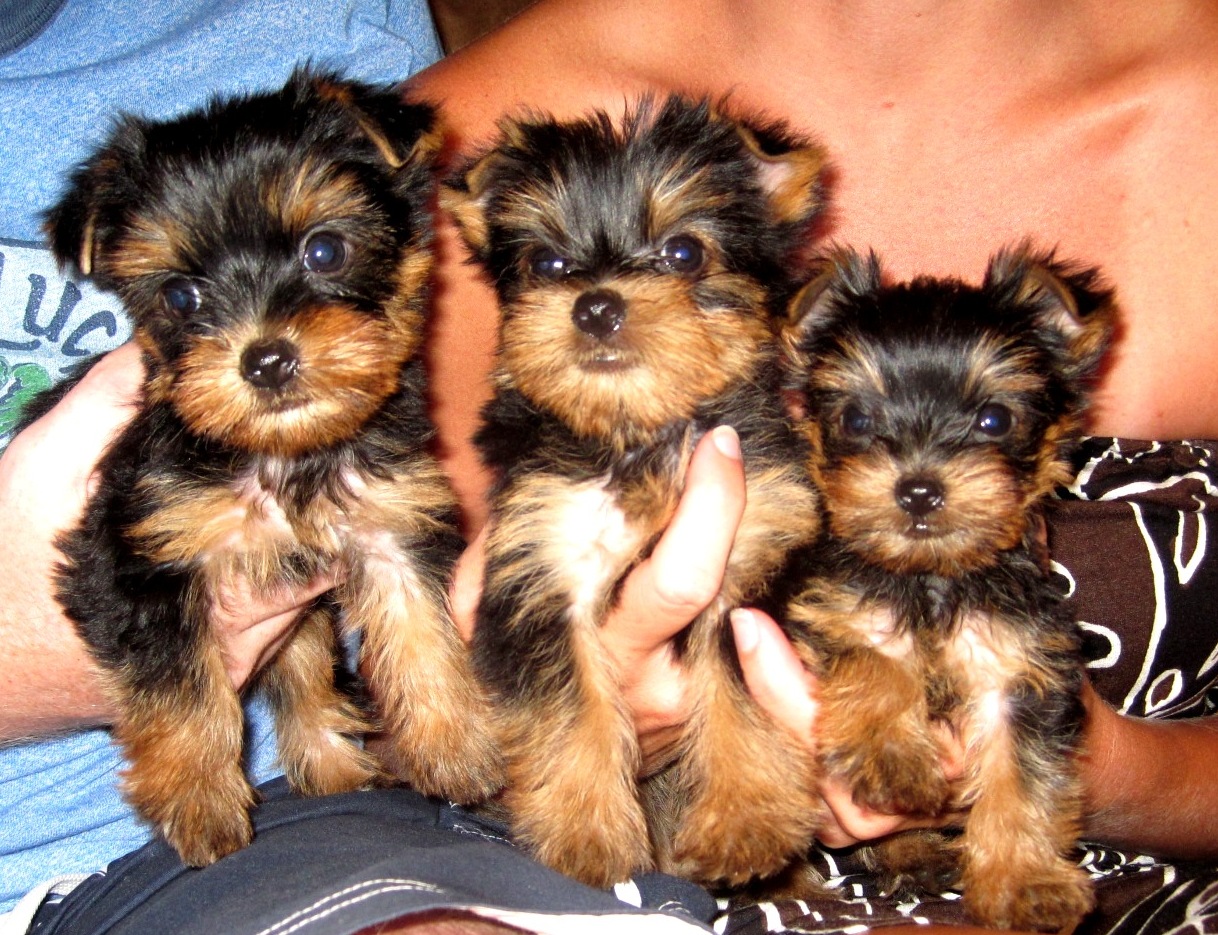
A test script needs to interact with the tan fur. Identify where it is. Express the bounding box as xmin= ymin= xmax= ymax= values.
xmin=496 ymin=639 xmax=652 ymax=887
xmin=263 ymin=605 xmax=384 ymax=794
xmin=168 ymin=306 xmax=414 ymax=455
xmin=126 ymin=475 xmax=298 ymax=583
xmin=646 ymin=165 xmax=730 ymax=238
xmin=803 ymin=335 xmax=887 ymax=397
xmin=341 ymin=469 xmax=503 ymax=803
xmin=796 ymin=591 xmax=950 ymax=815
xmin=664 ymin=460 xmax=822 ymax=884
xmin=437 ymin=179 xmax=490 ymax=255
xmin=962 ymin=339 xmax=1048 ymax=401
xmin=111 ymin=637 xmax=254 ymax=866
xmin=310 ymin=78 xmax=444 ymax=170
xmin=941 ymin=614 xmax=1092 ymax=928
xmin=131 ymin=449 xmax=502 ymax=808
xmin=733 ymin=124 xmax=827 ymax=224
xmin=666 ymin=625 xmax=822 ymax=884
xmin=106 ymin=210 xmax=193 ymax=282
xmin=501 ymin=275 xmax=770 ymax=445
xmin=483 ymin=456 xmax=821 ymax=886
xmin=274 ymin=159 xmax=373 ymax=235
xmin=483 ymin=473 xmax=659 ymax=884
xmin=819 ymin=446 xmax=1028 ymax=576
